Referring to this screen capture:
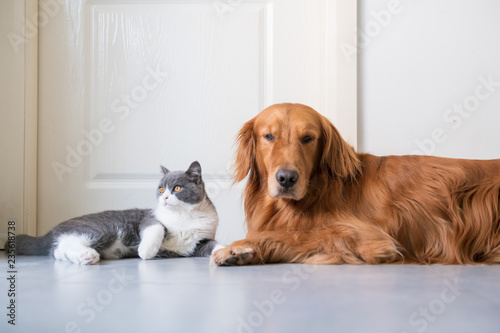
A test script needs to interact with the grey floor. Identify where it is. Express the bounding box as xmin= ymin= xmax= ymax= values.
xmin=0 ymin=252 xmax=499 ymax=333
